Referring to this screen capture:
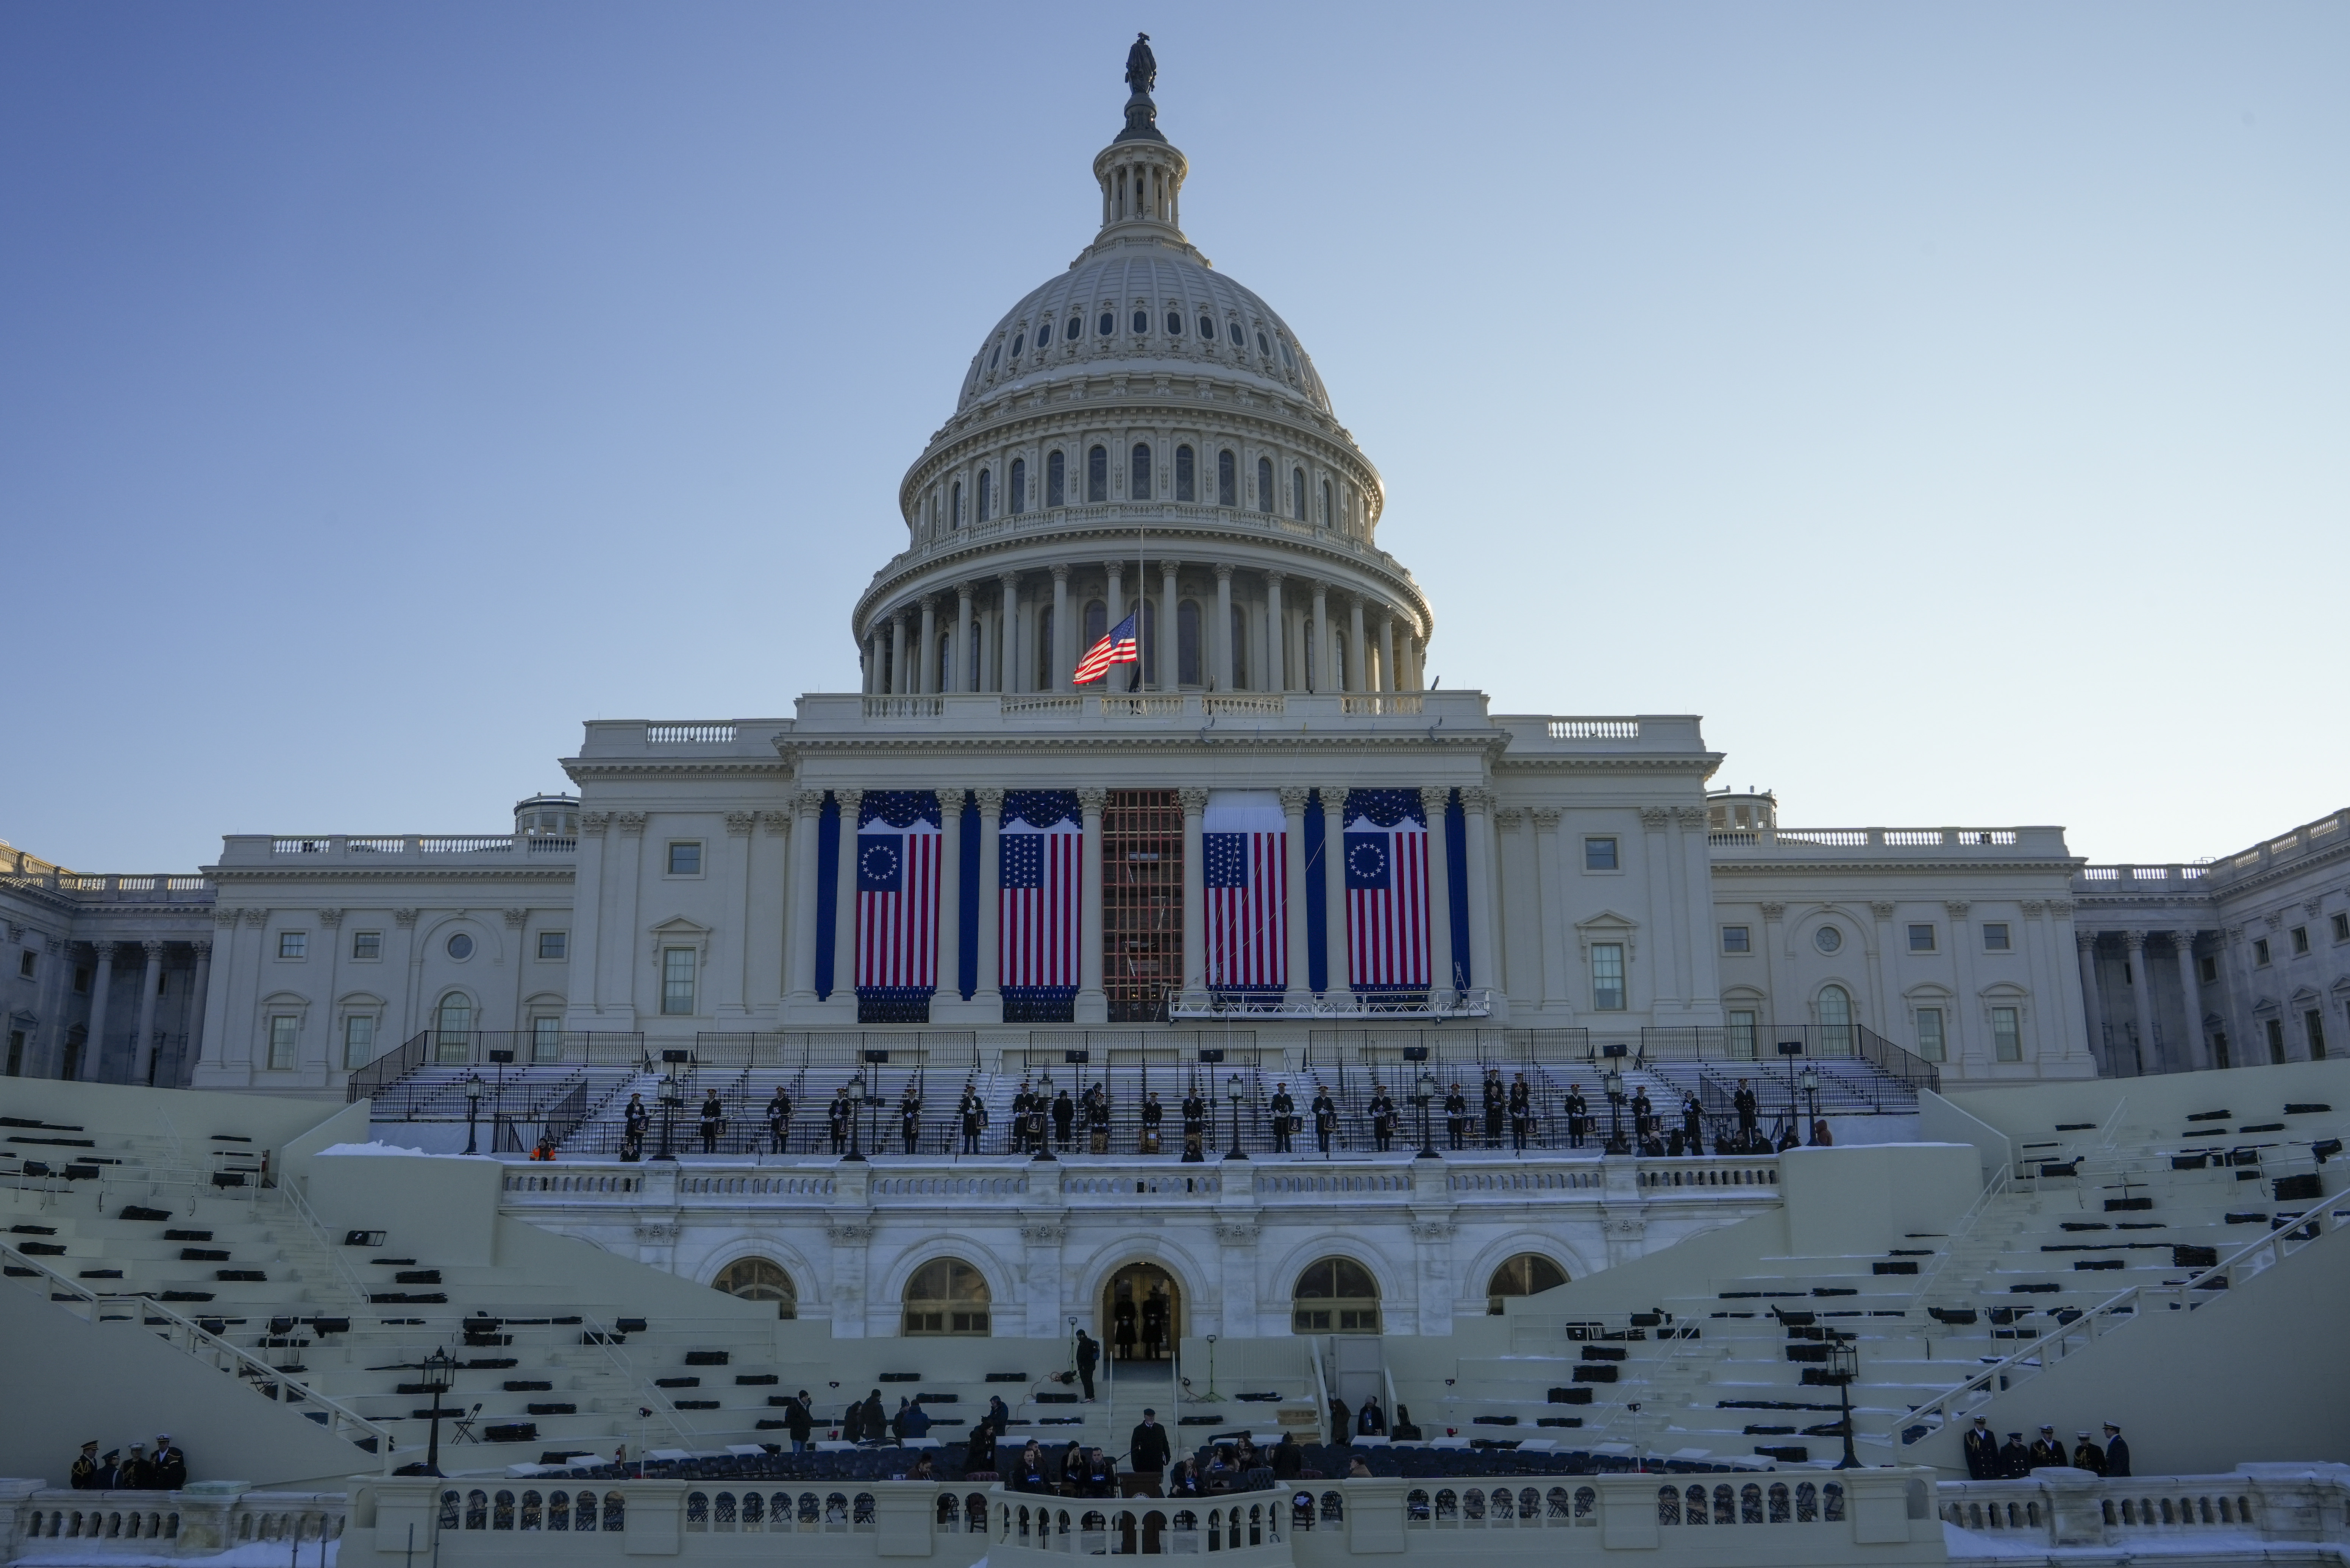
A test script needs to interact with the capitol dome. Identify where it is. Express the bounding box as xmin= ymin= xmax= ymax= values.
xmin=853 ymin=46 xmax=1430 ymax=706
